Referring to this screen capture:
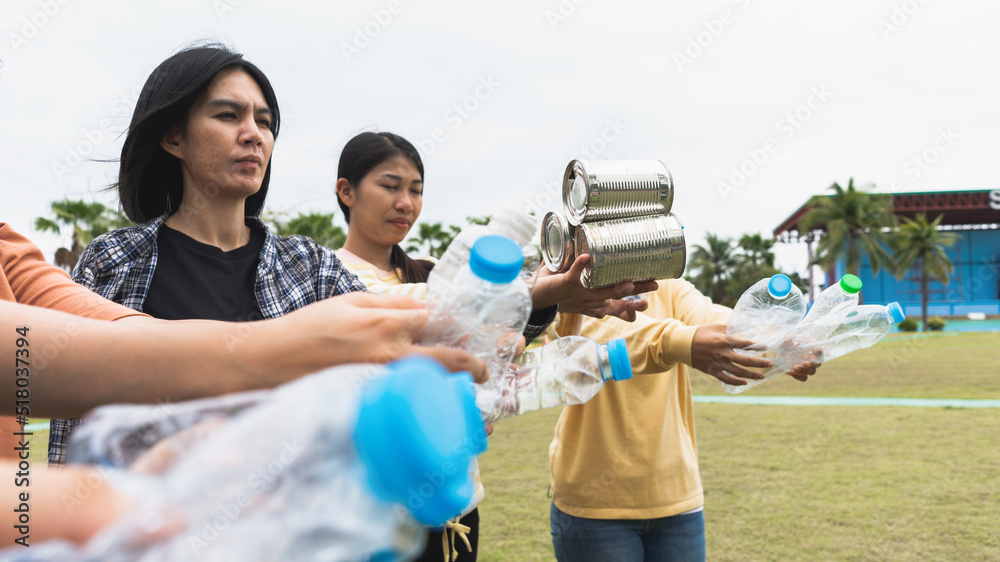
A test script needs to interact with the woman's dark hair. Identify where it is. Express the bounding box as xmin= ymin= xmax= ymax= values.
xmin=337 ymin=132 xmax=434 ymax=284
xmin=117 ymin=43 xmax=280 ymax=223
